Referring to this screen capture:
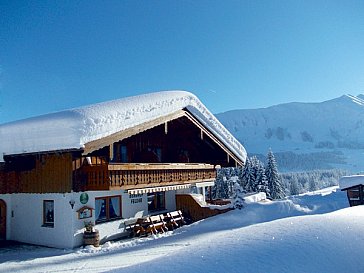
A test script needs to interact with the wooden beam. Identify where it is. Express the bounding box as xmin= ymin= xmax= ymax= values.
xmin=109 ymin=143 xmax=114 ymax=161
